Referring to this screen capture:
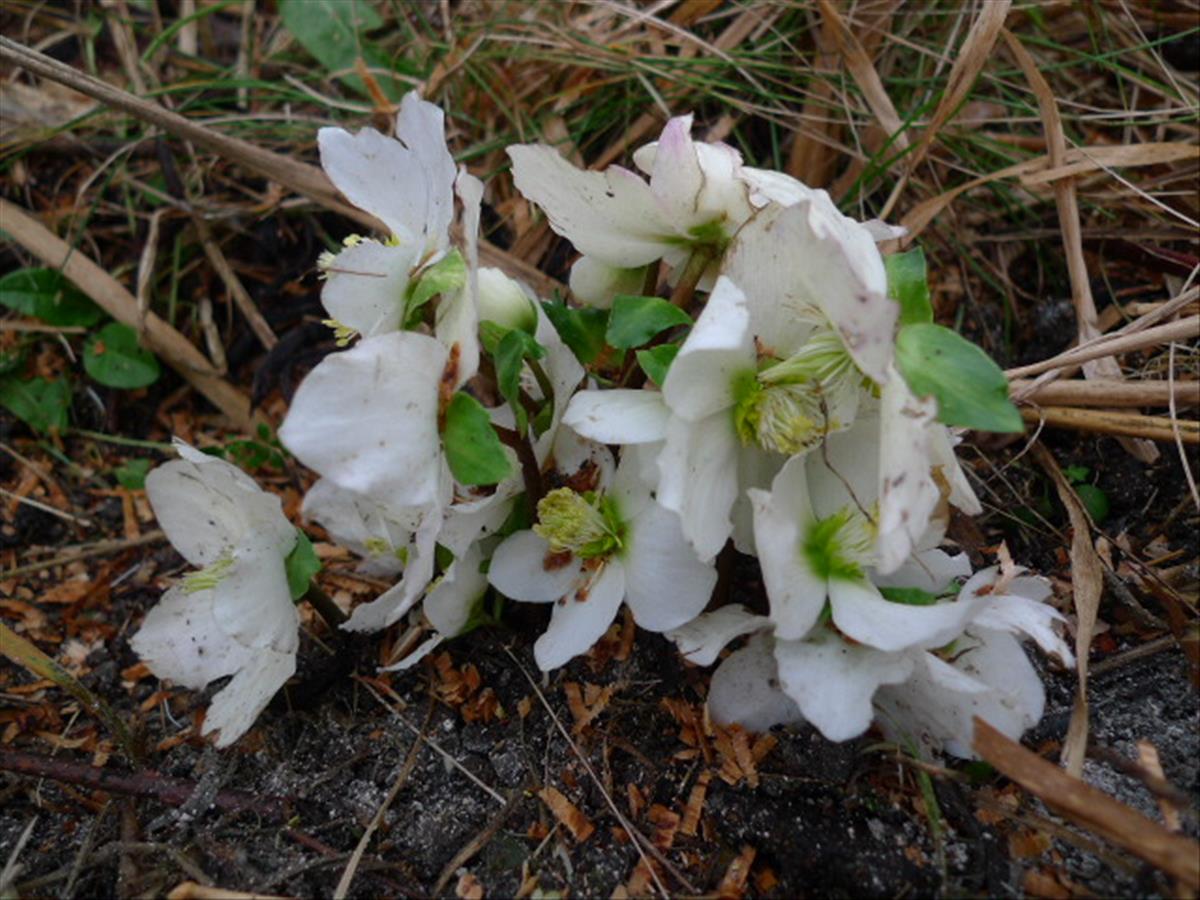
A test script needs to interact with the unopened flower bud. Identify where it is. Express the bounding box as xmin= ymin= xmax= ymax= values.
xmin=477 ymin=267 xmax=538 ymax=333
